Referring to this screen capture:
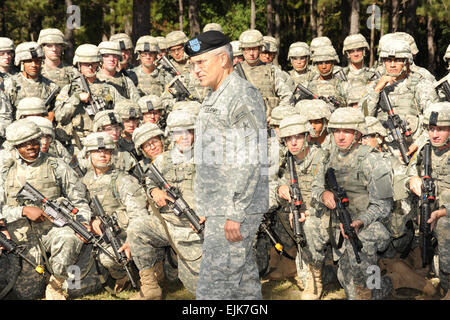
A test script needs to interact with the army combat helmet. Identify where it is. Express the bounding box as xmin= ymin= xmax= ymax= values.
xmin=14 ymin=42 xmax=44 ymax=67
xmin=378 ymin=39 xmax=412 ymax=77
xmin=328 ymin=107 xmax=366 ymax=151
xmin=342 ymin=33 xmax=369 ymax=63
xmin=296 ymin=99 xmax=331 ymax=138
xmin=6 ymin=118 xmax=42 ymax=146
xmin=110 ymin=33 xmax=133 ymax=51
xmin=279 ymin=114 xmax=310 ymax=155
xmin=83 ymin=131 xmax=116 ymax=168
xmin=0 ymin=37 xmax=15 ymax=67
xmin=37 ymin=28 xmax=67 ymax=47
xmin=72 ymin=44 xmax=101 ymax=69
xmin=423 ymin=102 xmax=450 ymax=147
xmin=132 ymin=122 xmax=165 ymax=156
xmin=287 ymin=42 xmax=310 ymax=72
xmin=16 ymin=97 xmax=48 ymax=119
